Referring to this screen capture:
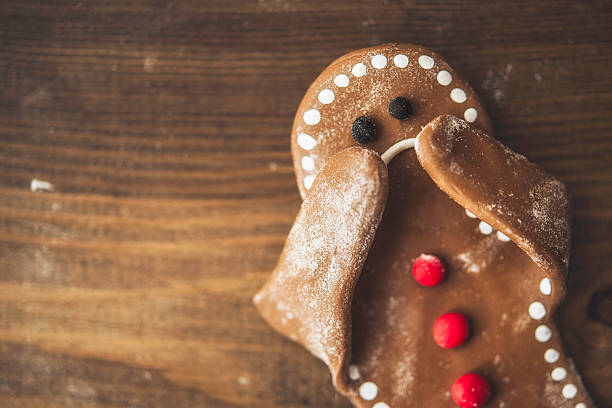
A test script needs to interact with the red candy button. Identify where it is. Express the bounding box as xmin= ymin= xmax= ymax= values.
xmin=452 ymin=373 xmax=491 ymax=408
xmin=412 ymin=254 xmax=446 ymax=287
xmin=433 ymin=312 xmax=470 ymax=348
